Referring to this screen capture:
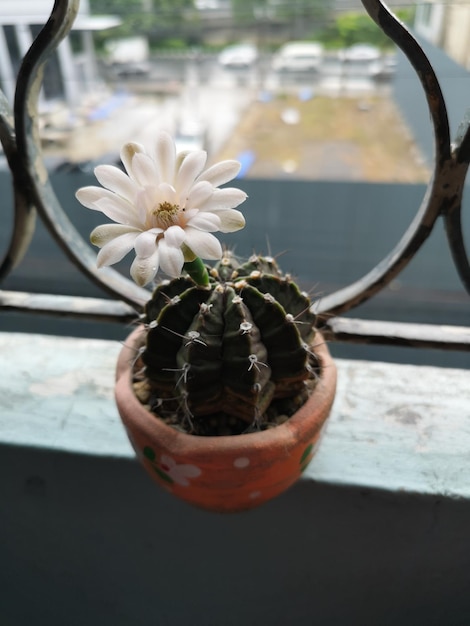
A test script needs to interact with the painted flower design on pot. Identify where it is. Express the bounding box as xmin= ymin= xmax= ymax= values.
xmin=143 ymin=446 xmax=201 ymax=486
xmin=75 ymin=130 xmax=247 ymax=286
